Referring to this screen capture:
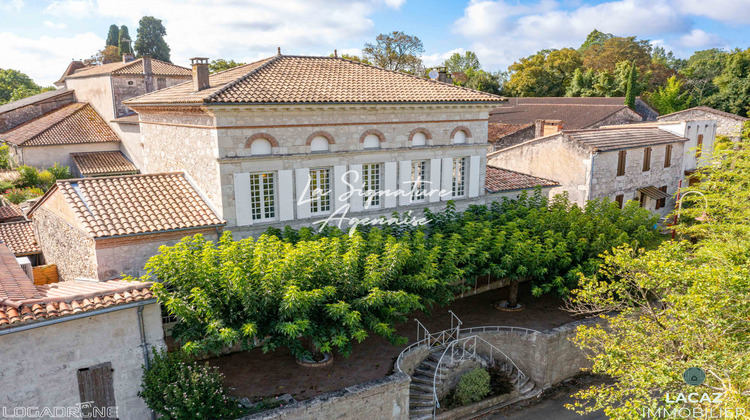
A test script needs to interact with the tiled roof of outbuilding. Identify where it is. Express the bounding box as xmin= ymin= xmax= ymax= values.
xmin=658 ymin=106 xmax=749 ymax=121
xmin=125 ymin=55 xmax=506 ymax=105
xmin=65 ymin=58 xmax=191 ymax=79
xmin=489 ymin=103 xmax=635 ymax=130
xmin=0 ymin=103 xmax=121 ymax=147
xmin=0 ymin=88 xmax=73 ymax=116
xmin=485 ymin=165 xmax=559 ymax=193
xmin=0 ymin=205 xmax=24 ymax=222
xmin=0 ymin=221 xmax=40 ymax=256
xmin=488 ymin=123 xmax=533 ymax=140
xmin=564 ymin=127 xmax=688 ymax=151
xmin=31 ymin=172 xmax=224 ymax=238
xmin=0 ymin=242 xmax=40 ymax=302
xmin=71 ymin=151 xmax=139 ymax=177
